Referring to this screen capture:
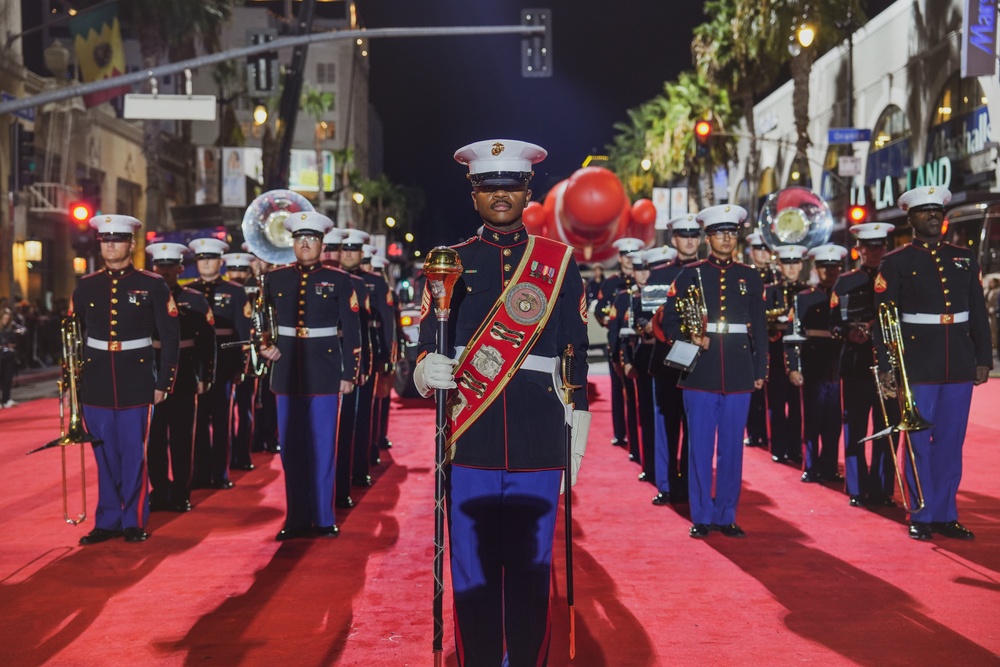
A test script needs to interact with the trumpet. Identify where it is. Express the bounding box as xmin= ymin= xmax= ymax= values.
xmin=862 ymin=302 xmax=930 ymax=513
xmin=27 ymin=317 xmax=99 ymax=525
